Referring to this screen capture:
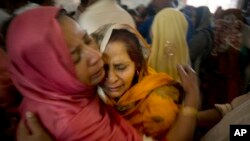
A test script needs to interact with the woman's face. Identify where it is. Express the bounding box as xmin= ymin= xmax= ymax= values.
xmin=101 ymin=41 xmax=136 ymax=98
xmin=59 ymin=15 xmax=105 ymax=86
